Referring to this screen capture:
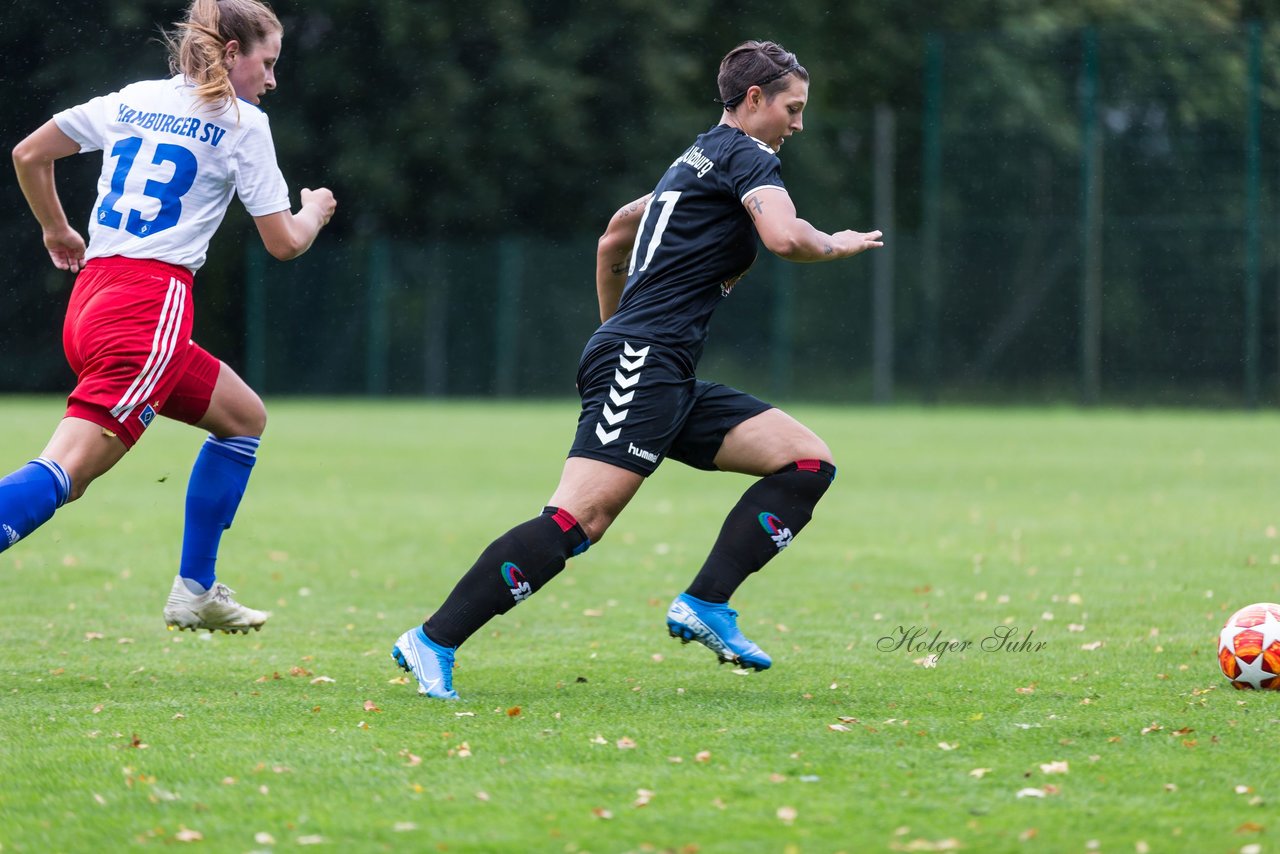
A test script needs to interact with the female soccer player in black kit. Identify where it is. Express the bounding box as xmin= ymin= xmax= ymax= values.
xmin=394 ymin=40 xmax=883 ymax=698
